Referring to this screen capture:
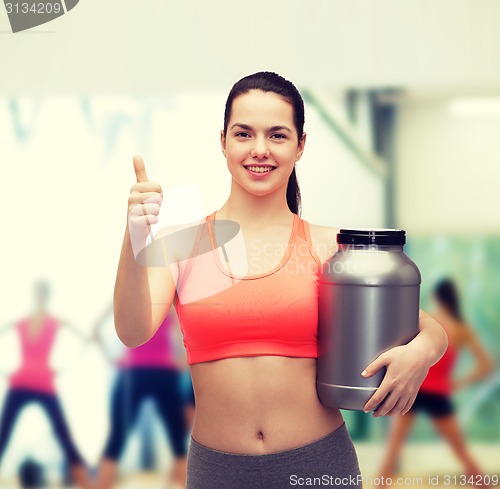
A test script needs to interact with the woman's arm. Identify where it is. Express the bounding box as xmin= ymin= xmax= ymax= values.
xmin=91 ymin=302 xmax=114 ymax=339
xmin=114 ymin=156 xmax=178 ymax=348
xmin=58 ymin=318 xmax=90 ymax=342
xmin=452 ymin=325 xmax=495 ymax=391
xmin=407 ymin=308 xmax=449 ymax=367
xmin=361 ymin=308 xmax=449 ymax=417
xmin=114 ymin=223 xmax=178 ymax=348
xmin=0 ymin=321 xmax=14 ymax=337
